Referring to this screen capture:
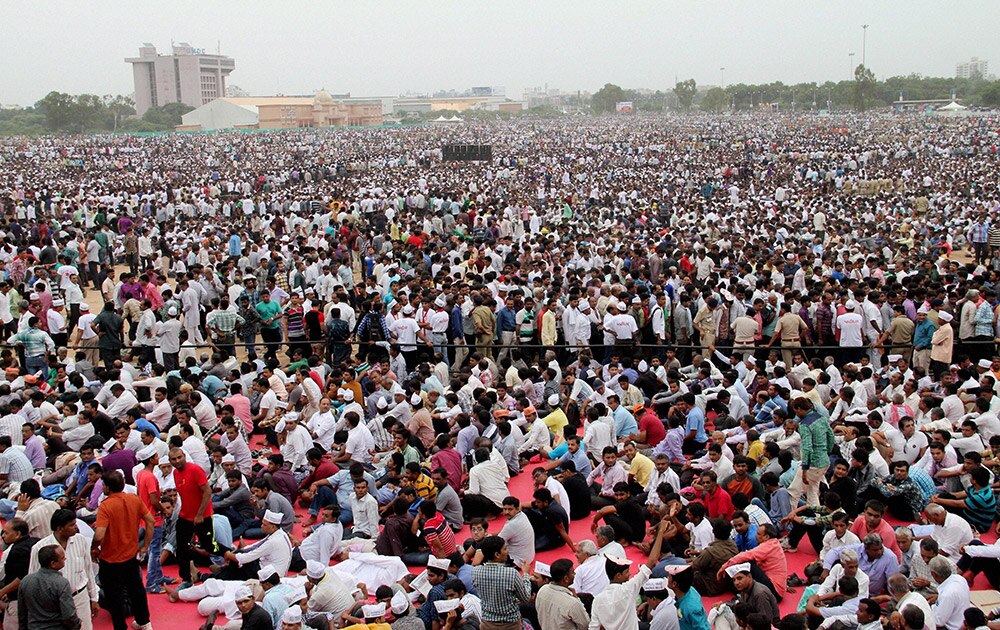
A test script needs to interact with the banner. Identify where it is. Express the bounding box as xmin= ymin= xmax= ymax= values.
xmin=615 ymin=101 xmax=634 ymax=113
